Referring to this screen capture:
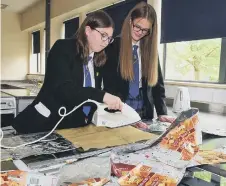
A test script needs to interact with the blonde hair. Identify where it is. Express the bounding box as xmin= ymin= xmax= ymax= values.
xmin=120 ymin=2 xmax=158 ymax=86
